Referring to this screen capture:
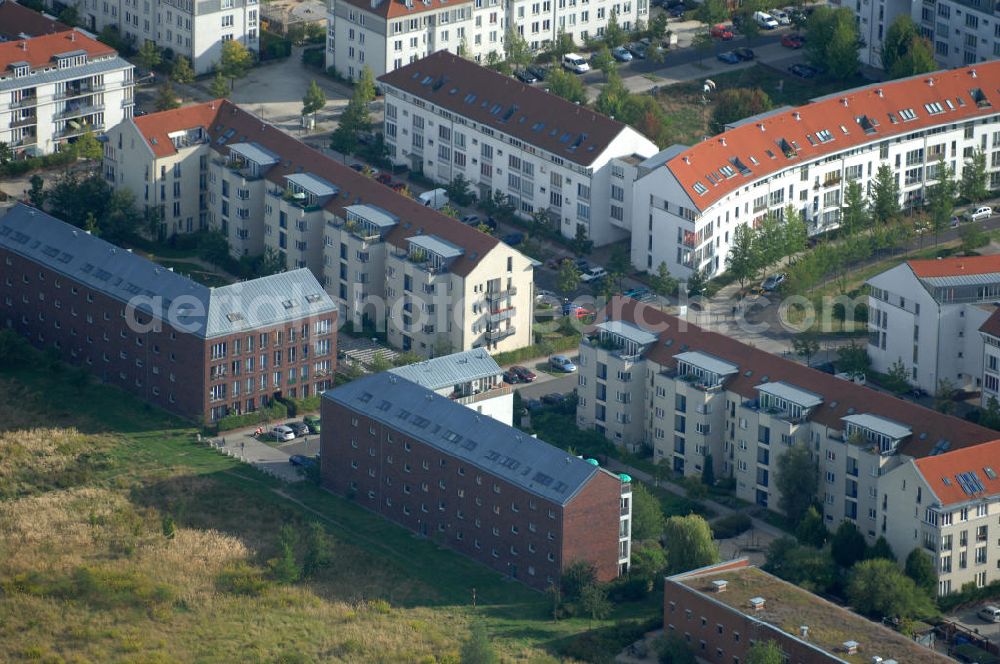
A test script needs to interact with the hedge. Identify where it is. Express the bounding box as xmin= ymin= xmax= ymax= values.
xmin=281 ymin=394 xmax=321 ymax=417
xmin=492 ymin=335 xmax=579 ymax=366
xmin=711 ymin=513 xmax=753 ymax=540
xmin=216 ymin=401 xmax=288 ymax=432
xmin=0 ymin=149 xmax=76 ymax=178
